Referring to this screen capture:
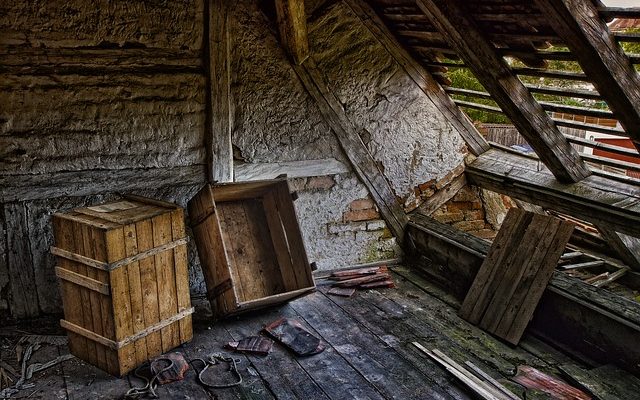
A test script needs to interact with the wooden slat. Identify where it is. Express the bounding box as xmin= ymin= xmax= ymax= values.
xmin=136 ymin=219 xmax=163 ymax=357
xmin=263 ymin=191 xmax=299 ymax=291
xmin=170 ymin=208 xmax=193 ymax=343
xmin=151 ymin=213 xmax=178 ymax=353
xmin=188 ymin=185 xmax=237 ymax=318
xmin=80 ymin=223 xmax=108 ymax=371
xmin=206 ymin=0 xmax=233 ymax=182
xmin=511 ymin=67 xmax=589 ymax=81
xmin=72 ymin=220 xmax=98 ymax=368
xmin=122 ymin=223 xmax=148 ymax=366
xmin=597 ymin=7 xmax=640 ymax=19
xmin=275 ymin=0 xmax=310 ymax=65
xmin=234 ymin=158 xmax=349 ymax=181
xmin=292 ymin=59 xmax=408 ymax=240
xmin=52 ymin=216 xmax=88 ymax=362
xmin=552 ymin=118 xmax=628 ymax=137
xmin=345 ymin=0 xmax=490 ymax=156
xmin=596 ymin=226 xmax=640 ymax=271
xmin=417 ymin=0 xmax=591 ymax=183
xmin=466 ymin=148 xmax=640 ymax=238
xmin=55 ymin=267 xmax=109 ymax=295
xmin=535 ymin=0 xmax=640 ymax=151
xmin=565 ymin=136 xmax=640 ymax=159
